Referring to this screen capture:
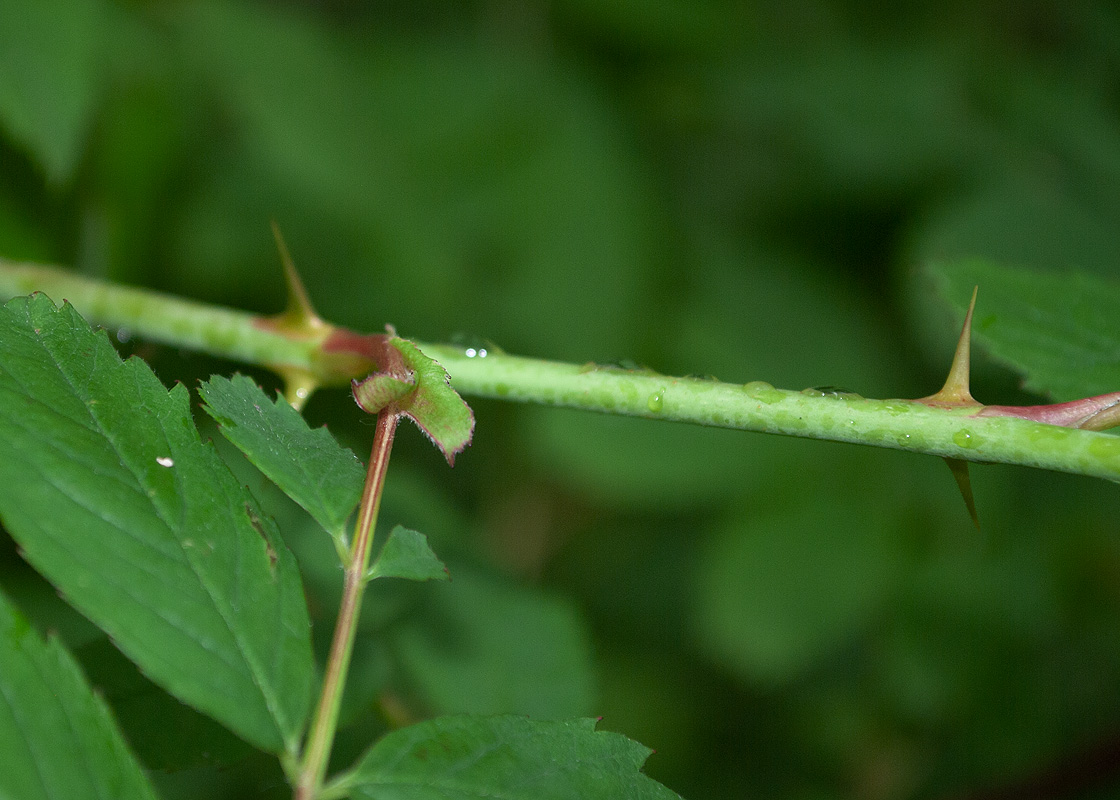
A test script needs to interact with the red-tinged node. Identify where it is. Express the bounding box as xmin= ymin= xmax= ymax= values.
xmin=323 ymin=328 xmax=404 ymax=376
xmin=979 ymin=392 xmax=1120 ymax=431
